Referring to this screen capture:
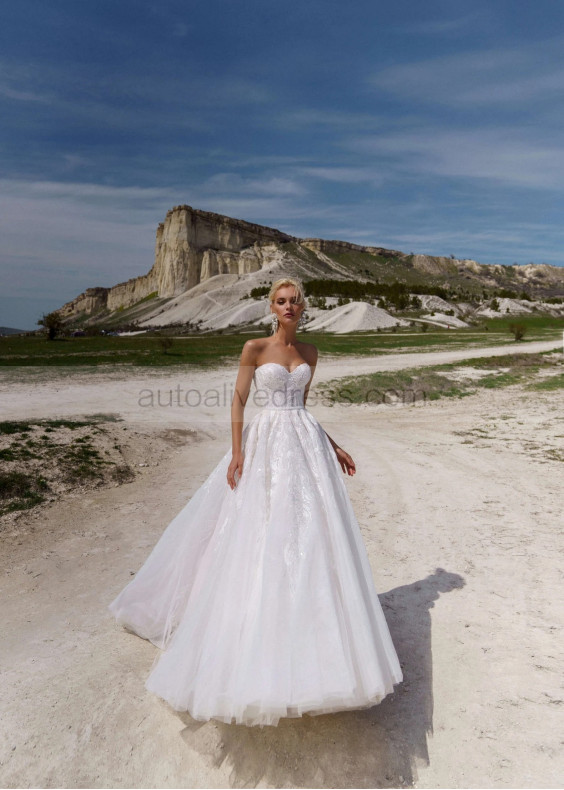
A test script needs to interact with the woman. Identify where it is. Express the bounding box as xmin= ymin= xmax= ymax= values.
xmin=109 ymin=276 xmax=403 ymax=727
